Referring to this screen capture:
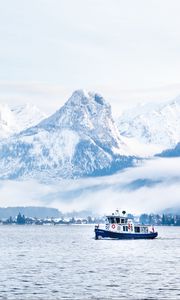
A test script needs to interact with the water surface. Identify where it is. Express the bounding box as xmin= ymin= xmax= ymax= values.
xmin=0 ymin=225 xmax=180 ymax=299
